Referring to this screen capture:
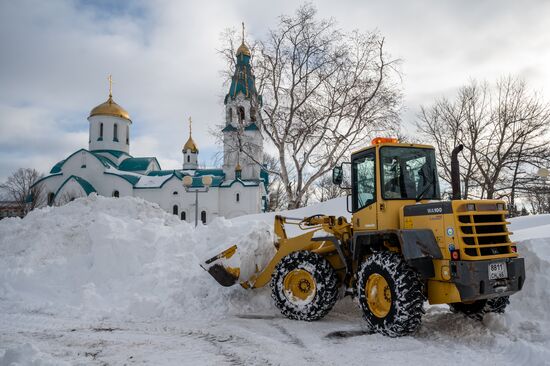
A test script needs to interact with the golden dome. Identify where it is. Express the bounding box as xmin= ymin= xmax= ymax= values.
xmin=183 ymin=136 xmax=198 ymax=153
xmin=235 ymin=162 xmax=242 ymax=171
xmin=89 ymin=95 xmax=131 ymax=122
xmin=236 ymin=42 xmax=251 ymax=57
xmin=183 ymin=116 xmax=198 ymax=153
xmin=237 ymin=22 xmax=251 ymax=57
